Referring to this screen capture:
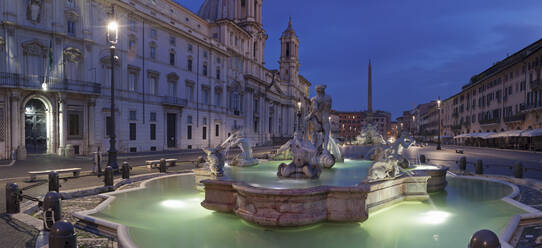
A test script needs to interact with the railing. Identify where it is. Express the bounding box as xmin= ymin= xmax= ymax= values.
xmin=0 ymin=72 xmax=101 ymax=95
xmin=161 ymin=96 xmax=187 ymax=107
xmin=504 ymin=113 xmax=525 ymax=123
xmin=479 ymin=117 xmax=500 ymax=125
